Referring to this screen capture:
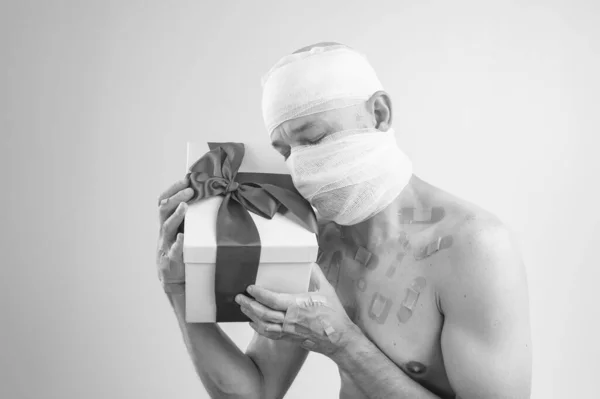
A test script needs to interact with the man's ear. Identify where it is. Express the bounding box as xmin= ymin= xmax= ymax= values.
xmin=367 ymin=91 xmax=393 ymax=131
